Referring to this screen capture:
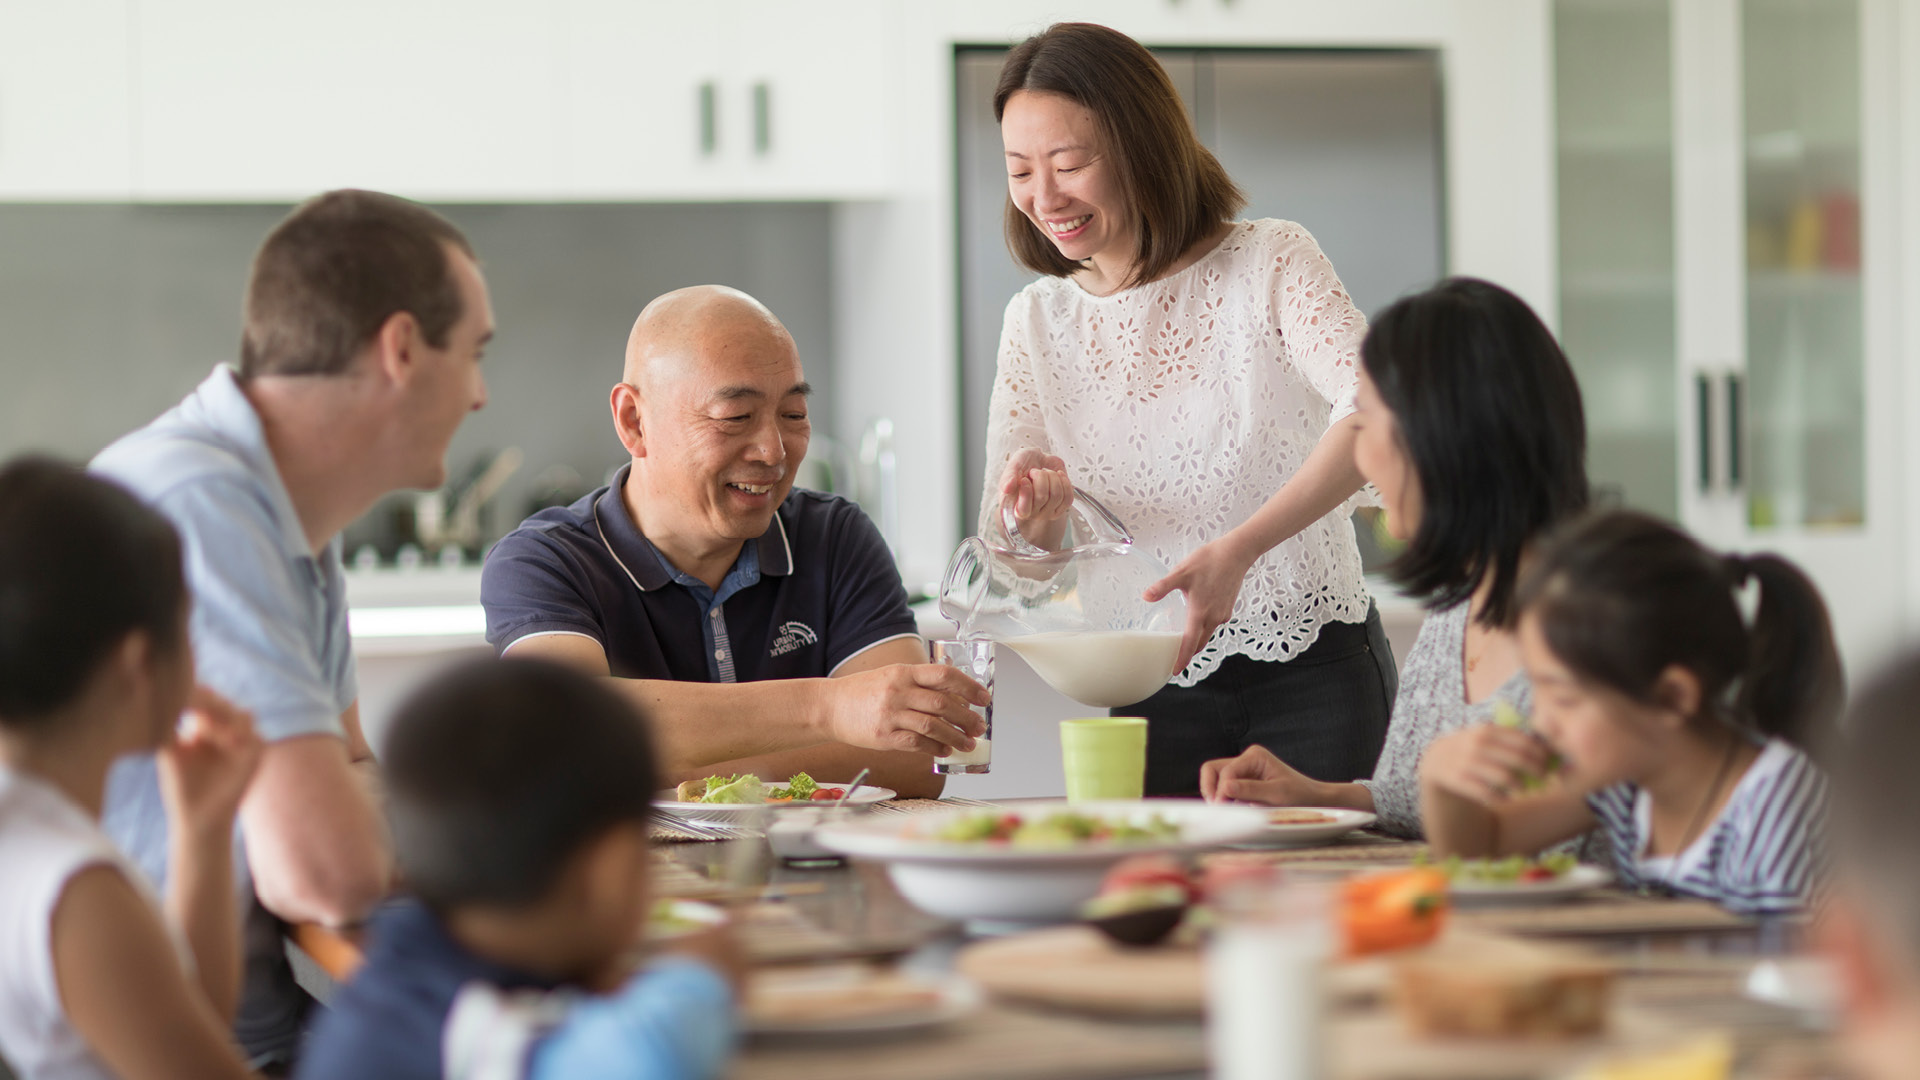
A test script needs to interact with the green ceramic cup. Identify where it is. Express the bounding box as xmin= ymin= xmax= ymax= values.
xmin=1060 ymin=716 xmax=1148 ymax=801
